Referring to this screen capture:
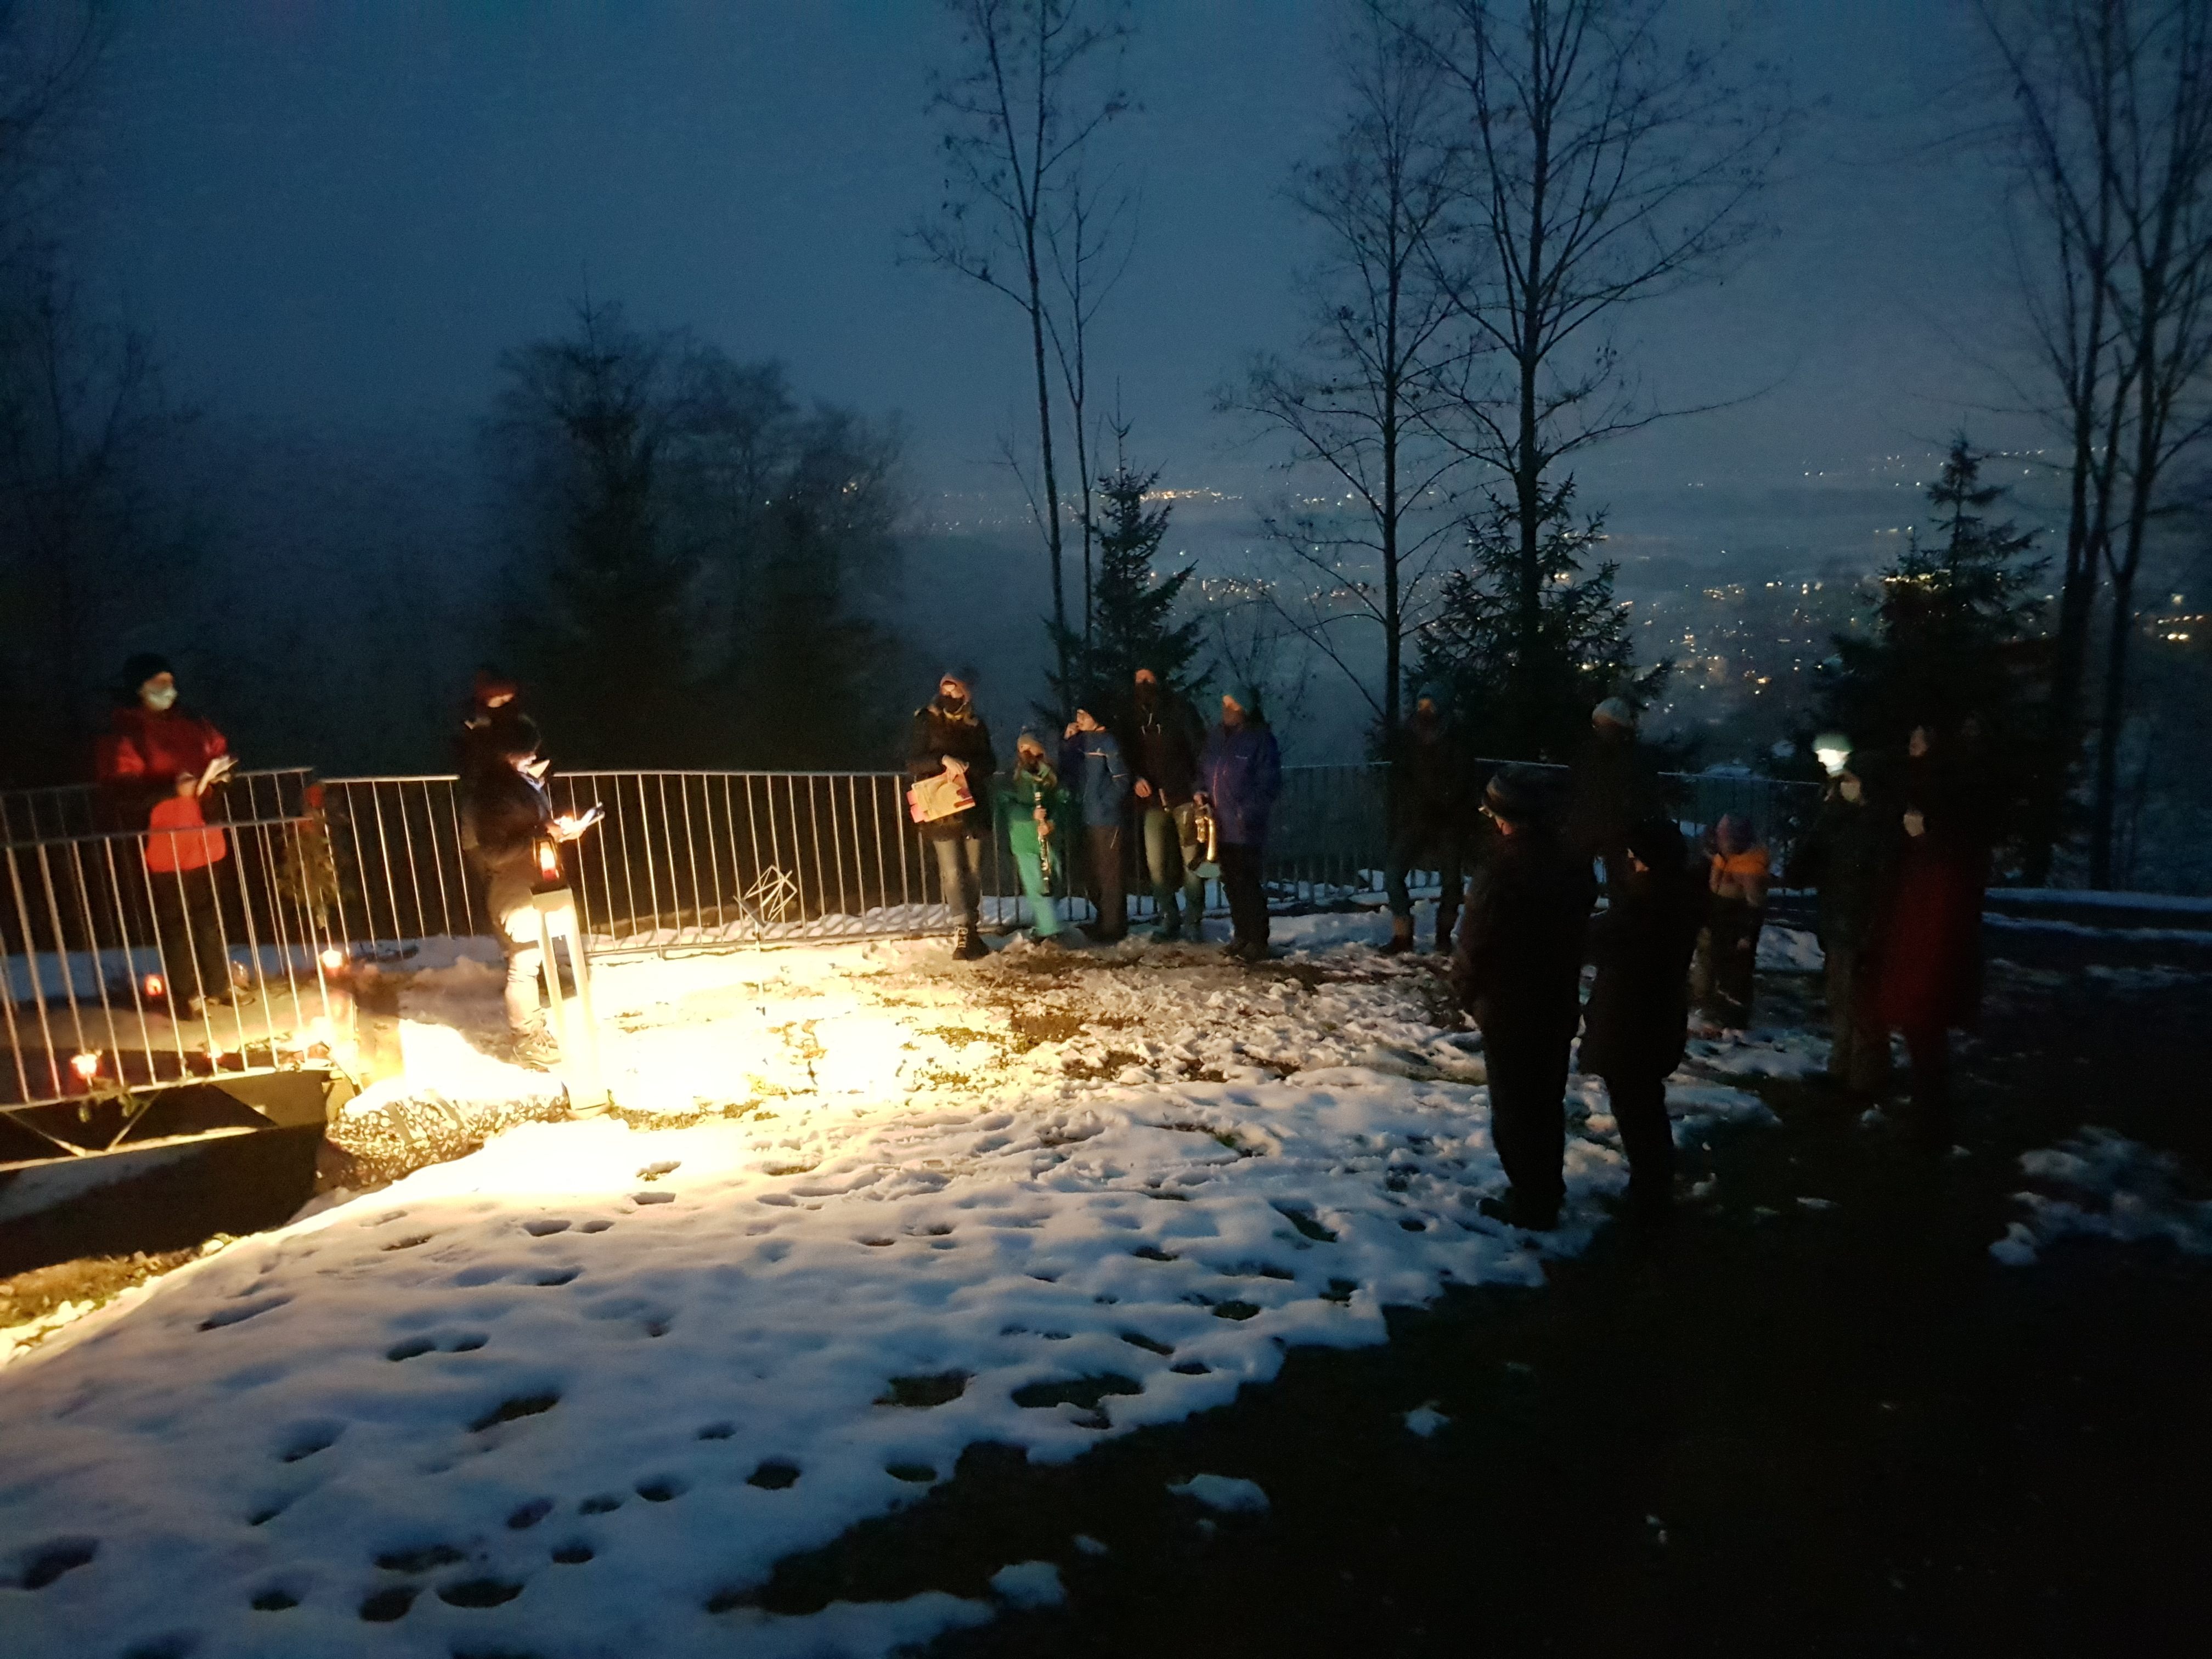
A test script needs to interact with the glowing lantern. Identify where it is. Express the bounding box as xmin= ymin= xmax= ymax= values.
xmin=320 ymin=947 xmax=346 ymax=972
xmin=143 ymin=973 xmax=166 ymax=1000
xmin=70 ymin=1051 xmax=100 ymax=1081
xmin=537 ymin=839 xmax=560 ymax=880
